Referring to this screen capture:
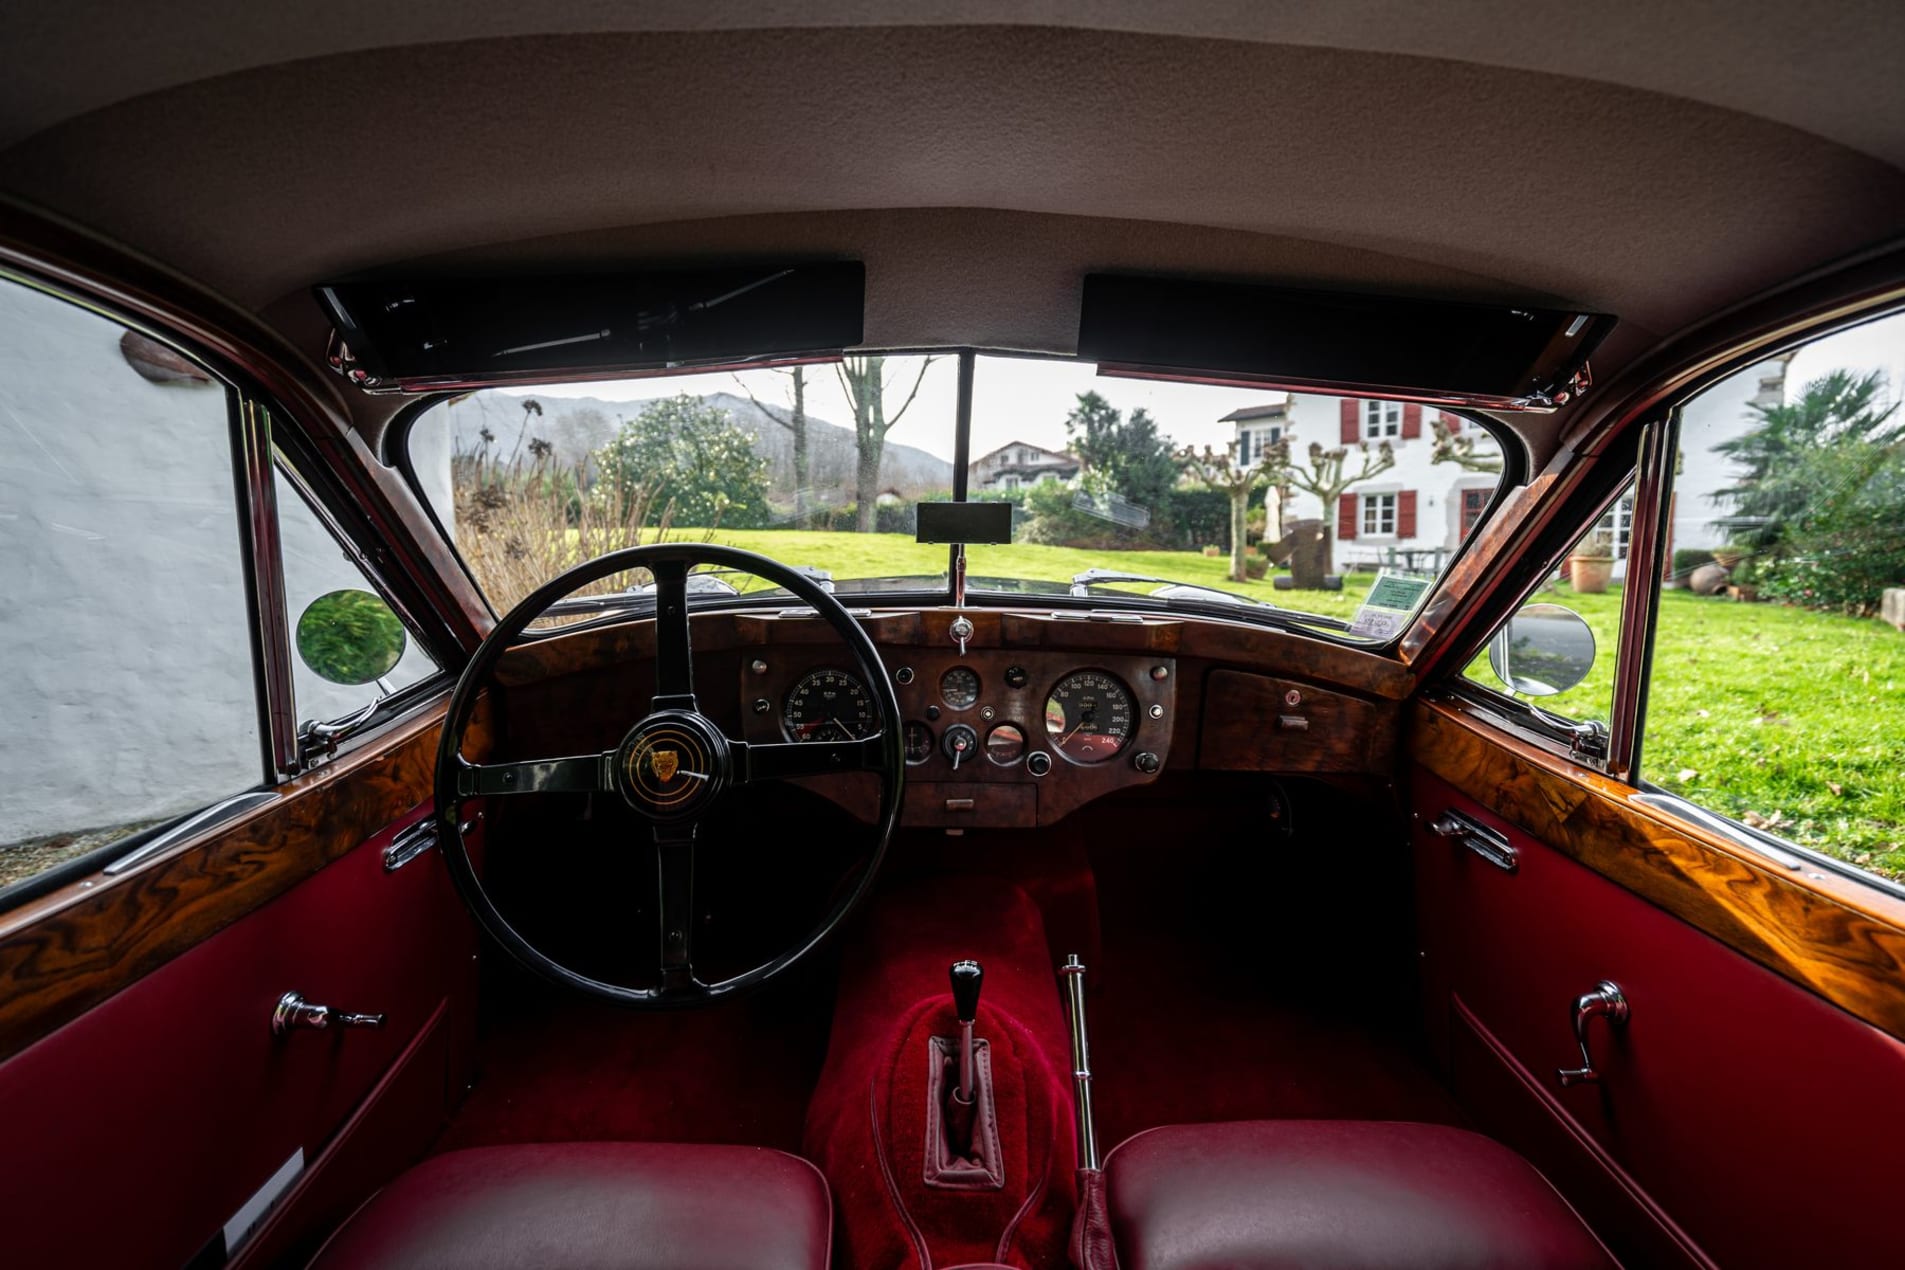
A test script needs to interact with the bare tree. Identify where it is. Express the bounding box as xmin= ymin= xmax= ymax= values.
xmin=737 ymin=366 xmax=811 ymax=524
xmin=1177 ymin=441 xmax=1267 ymax=583
xmin=1262 ymin=437 xmax=1397 ymax=570
xmin=838 ymin=356 xmax=937 ymax=532
xmin=1429 ymin=417 xmax=1502 ymax=473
